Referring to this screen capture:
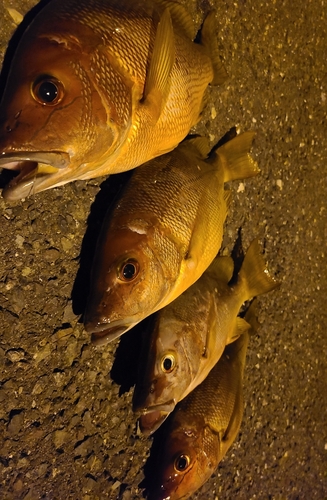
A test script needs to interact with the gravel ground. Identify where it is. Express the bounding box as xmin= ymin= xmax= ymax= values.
xmin=0 ymin=0 xmax=326 ymax=499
